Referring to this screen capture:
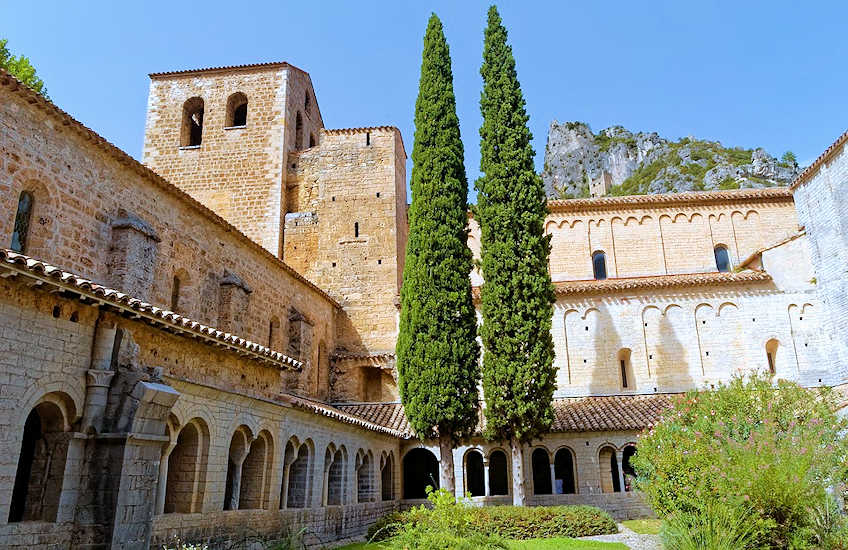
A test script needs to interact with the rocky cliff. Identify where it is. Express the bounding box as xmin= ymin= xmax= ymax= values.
xmin=541 ymin=121 xmax=800 ymax=199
